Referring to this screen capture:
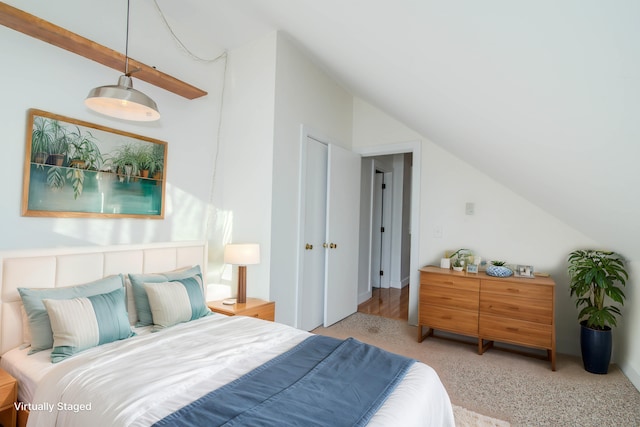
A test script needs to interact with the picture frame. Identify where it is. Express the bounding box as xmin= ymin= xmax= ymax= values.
xmin=22 ymin=109 xmax=167 ymax=219
xmin=466 ymin=263 xmax=478 ymax=274
xmin=515 ymin=264 xmax=535 ymax=278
